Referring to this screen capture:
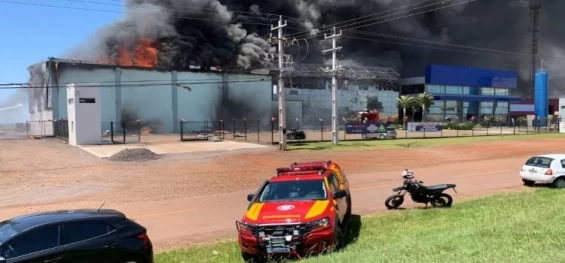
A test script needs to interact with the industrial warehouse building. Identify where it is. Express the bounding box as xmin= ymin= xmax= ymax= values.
xmin=27 ymin=58 xmax=401 ymax=134
xmin=400 ymin=64 xmax=523 ymax=122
